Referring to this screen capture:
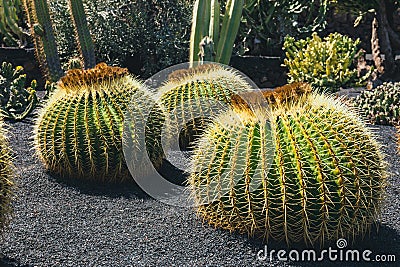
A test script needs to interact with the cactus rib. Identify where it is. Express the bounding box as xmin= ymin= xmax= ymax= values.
xmin=189 ymin=90 xmax=387 ymax=246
